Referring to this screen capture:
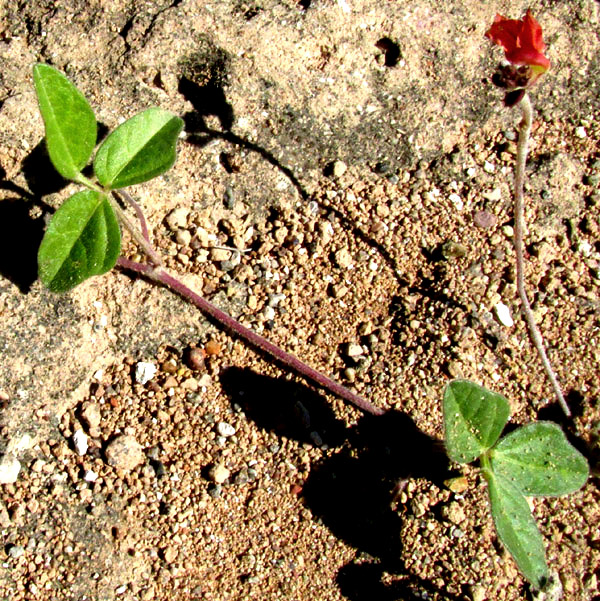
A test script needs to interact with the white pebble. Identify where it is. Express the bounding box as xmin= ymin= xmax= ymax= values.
xmin=216 ymin=422 xmax=236 ymax=438
xmin=483 ymin=161 xmax=495 ymax=173
xmin=494 ymin=302 xmax=514 ymax=327
xmin=84 ymin=470 xmax=98 ymax=482
xmin=575 ymin=126 xmax=587 ymax=139
xmin=0 ymin=455 xmax=21 ymax=484
xmin=345 ymin=343 xmax=364 ymax=357
xmin=73 ymin=429 xmax=88 ymax=456
xmin=135 ymin=362 xmax=157 ymax=385
xmin=332 ymin=160 xmax=347 ymax=177
xmin=449 ymin=193 xmax=463 ymax=211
